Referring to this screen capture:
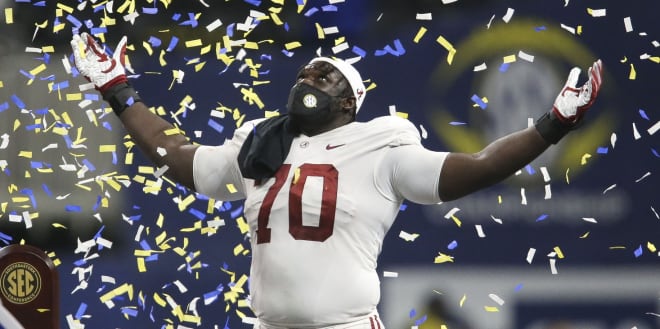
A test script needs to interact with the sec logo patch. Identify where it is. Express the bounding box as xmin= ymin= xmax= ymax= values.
xmin=303 ymin=93 xmax=317 ymax=108
xmin=1 ymin=262 xmax=41 ymax=304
